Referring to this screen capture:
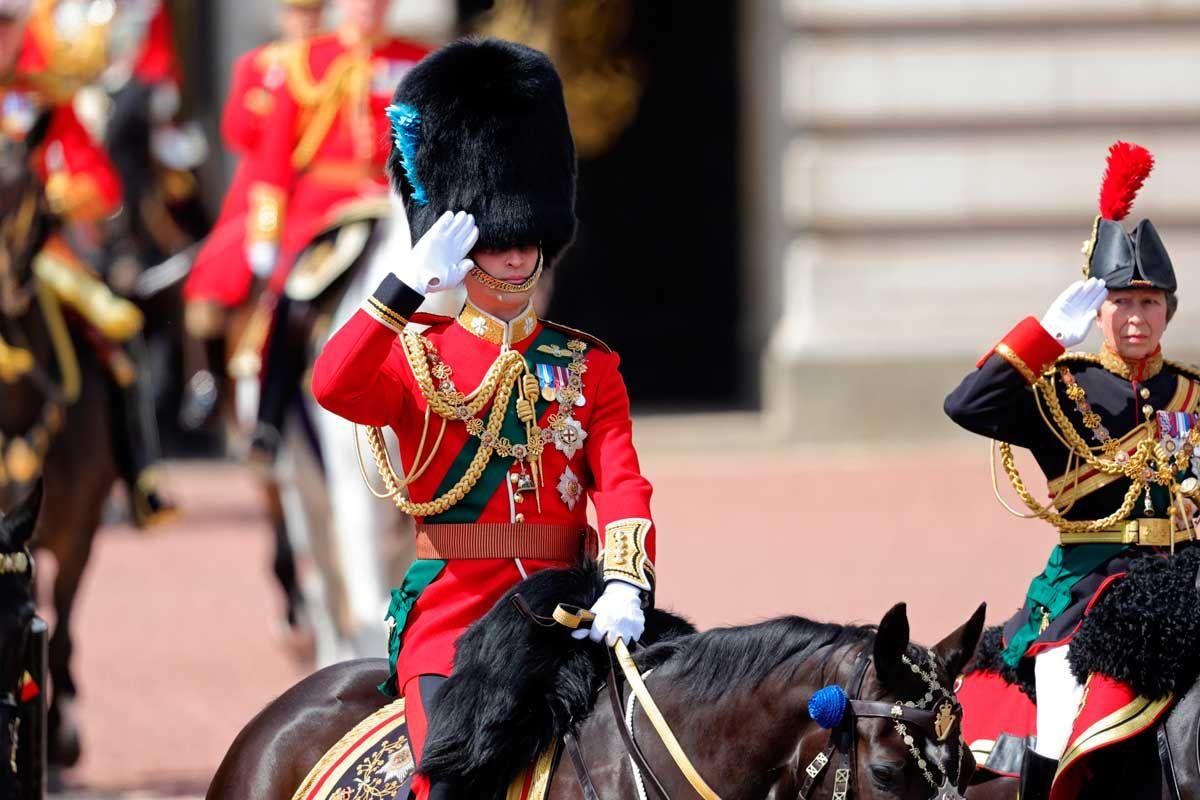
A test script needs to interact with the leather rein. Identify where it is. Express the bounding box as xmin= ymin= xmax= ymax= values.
xmin=513 ymin=597 xmax=718 ymax=800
